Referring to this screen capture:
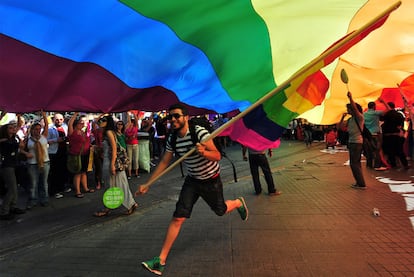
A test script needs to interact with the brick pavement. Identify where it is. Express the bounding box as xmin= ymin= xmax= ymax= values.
xmin=0 ymin=140 xmax=413 ymax=276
